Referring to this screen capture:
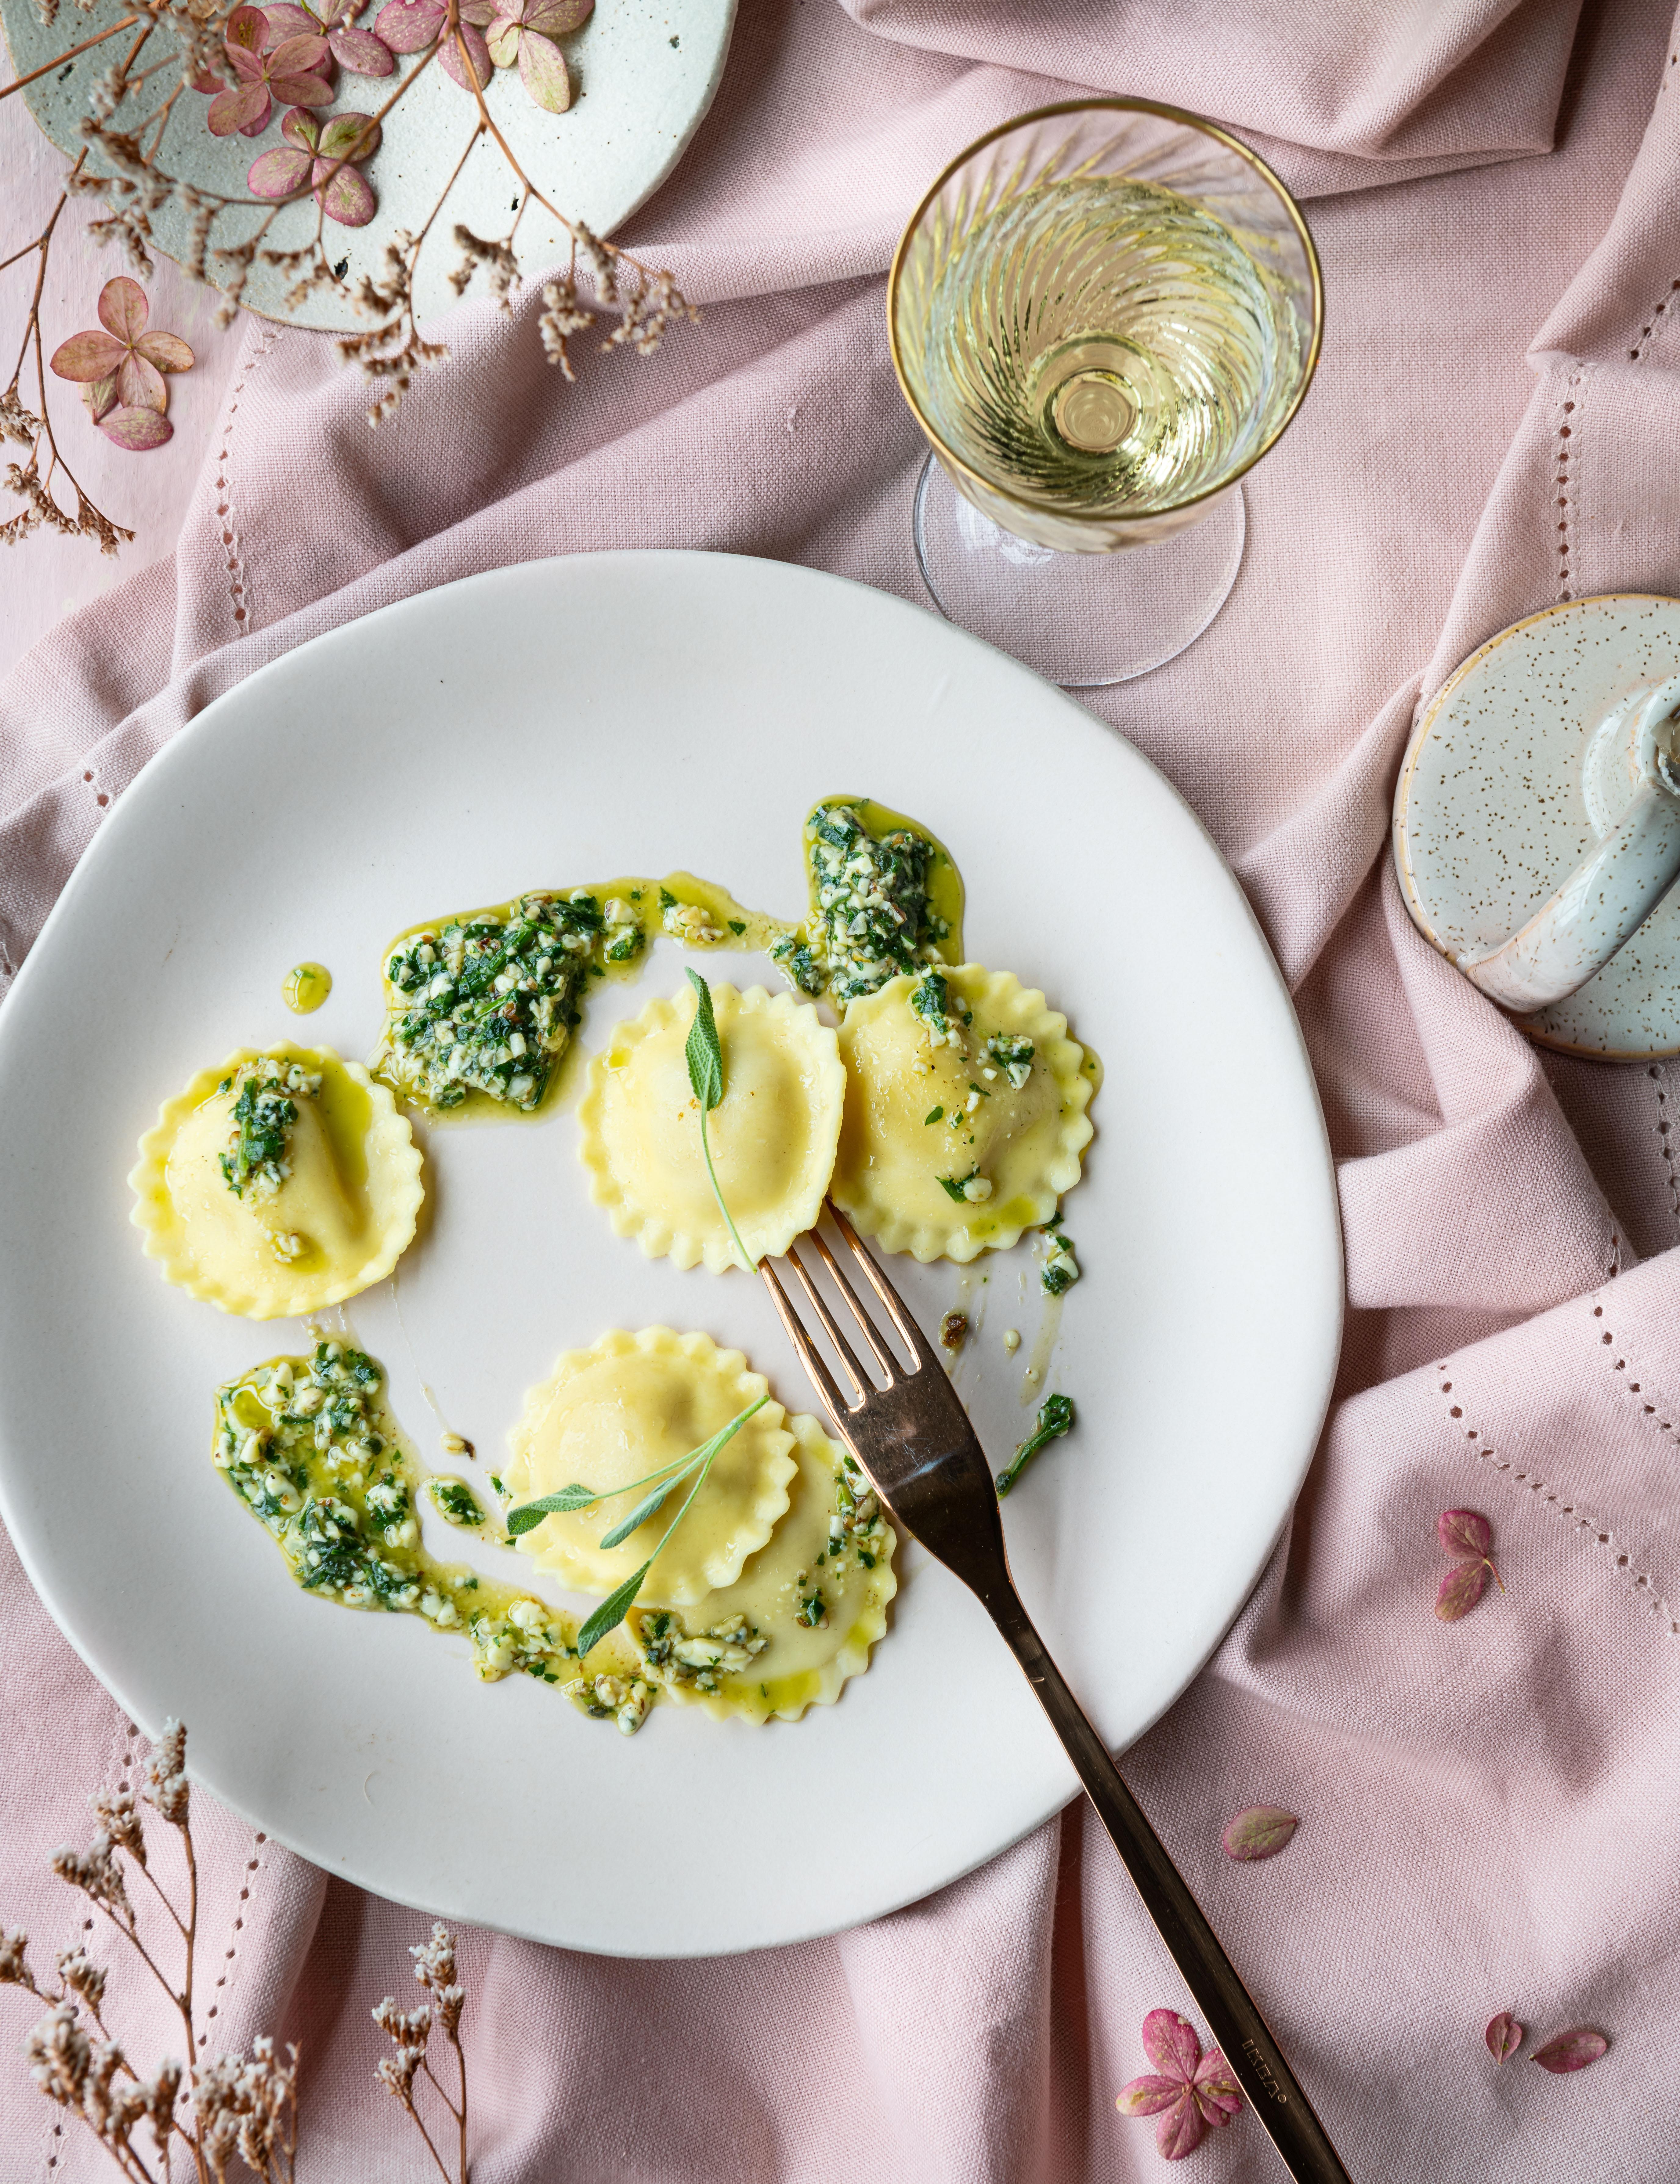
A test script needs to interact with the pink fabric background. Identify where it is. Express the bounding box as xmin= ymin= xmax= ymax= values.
xmin=5 ymin=1 xmax=1680 ymax=2174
